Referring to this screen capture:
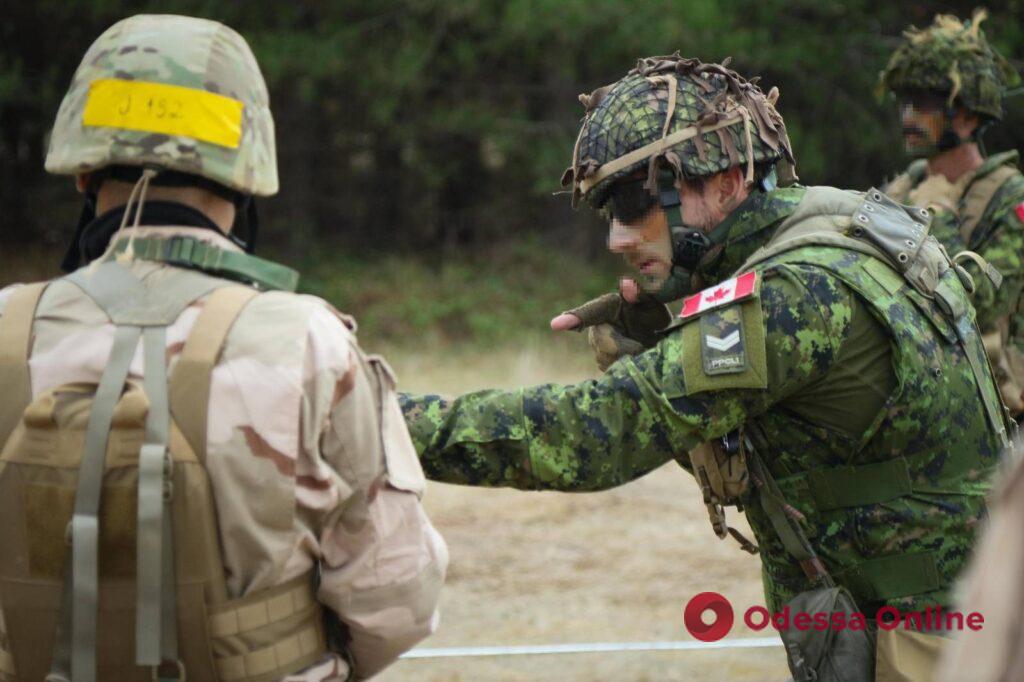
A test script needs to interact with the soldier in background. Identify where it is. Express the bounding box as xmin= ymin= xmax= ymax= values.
xmin=0 ymin=15 xmax=446 ymax=681
xmin=401 ymin=54 xmax=1009 ymax=680
xmin=879 ymin=10 xmax=1024 ymax=415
